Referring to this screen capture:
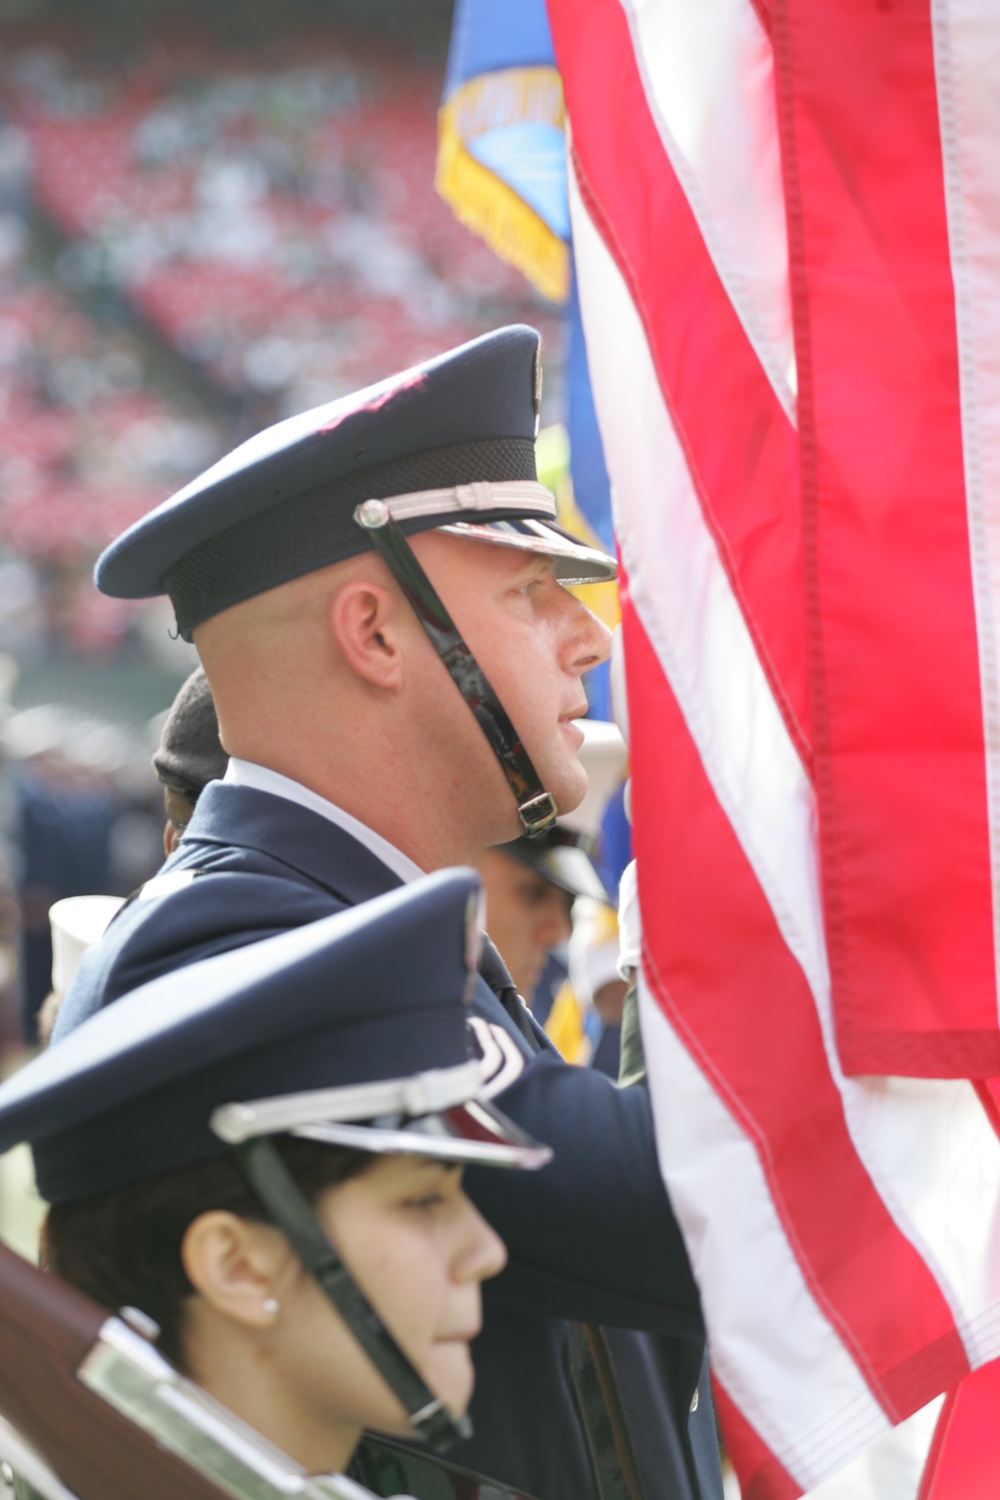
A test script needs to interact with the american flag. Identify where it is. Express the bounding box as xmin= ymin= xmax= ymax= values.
xmin=544 ymin=0 xmax=1000 ymax=1495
